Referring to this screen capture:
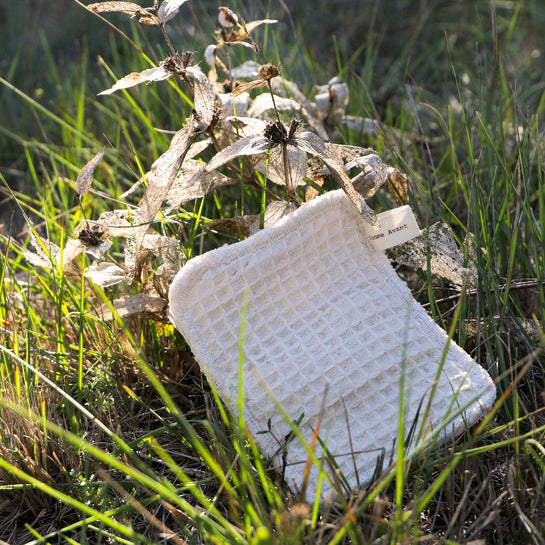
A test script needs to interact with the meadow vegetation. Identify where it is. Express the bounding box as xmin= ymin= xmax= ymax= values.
xmin=0 ymin=1 xmax=545 ymax=543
